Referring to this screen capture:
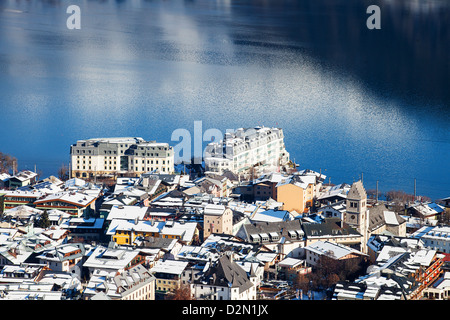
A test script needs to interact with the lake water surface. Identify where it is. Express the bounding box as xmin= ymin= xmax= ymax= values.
xmin=0 ymin=0 xmax=449 ymax=199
